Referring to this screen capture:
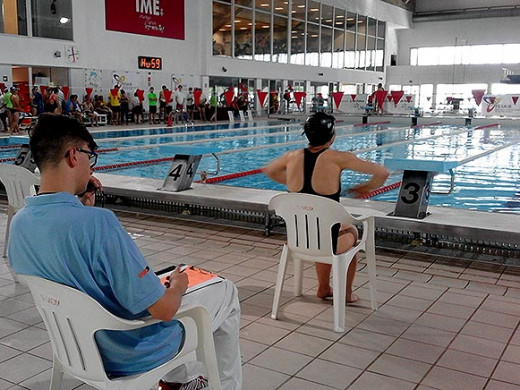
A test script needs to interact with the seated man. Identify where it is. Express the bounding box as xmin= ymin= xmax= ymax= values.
xmin=8 ymin=114 xmax=242 ymax=390
xmin=264 ymin=112 xmax=389 ymax=303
